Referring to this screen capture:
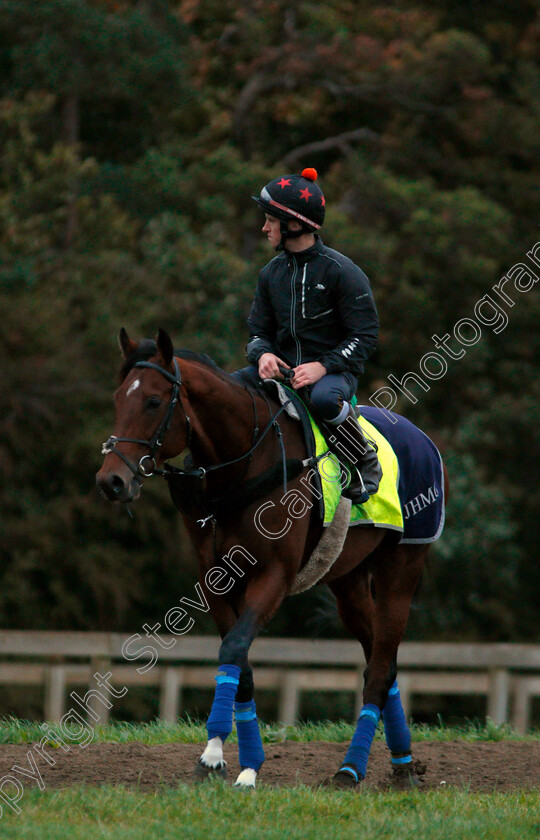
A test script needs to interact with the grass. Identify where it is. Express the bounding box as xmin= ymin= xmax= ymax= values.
xmin=0 ymin=715 xmax=536 ymax=746
xmin=0 ymin=785 xmax=538 ymax=840
xmin=0 ymin=718 xmax=537 ymax=839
